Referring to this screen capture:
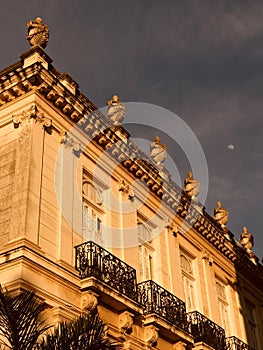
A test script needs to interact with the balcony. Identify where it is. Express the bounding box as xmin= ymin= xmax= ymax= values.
xmin=75 ymin=241 xmax=137 ymax=301
xmin=137 ymin=280 xmax=187 ymax=331
xmin=74 ymin=242 xmax=254 ymax=350
xmin=226 ymin=336 xmax=255 ymax=350
xmin=187 ymin=311 xmax=226 ymax=350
